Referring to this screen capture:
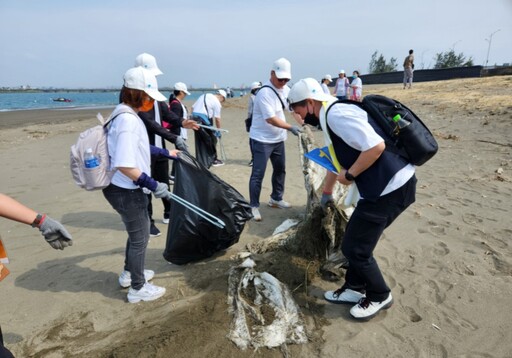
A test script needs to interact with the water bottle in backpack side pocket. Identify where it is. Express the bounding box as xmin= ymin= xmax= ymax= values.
xmin=84 ymin=148 xmax=100 ymax=168
xmin=392 ymin=114 xmax=410 ymax=132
